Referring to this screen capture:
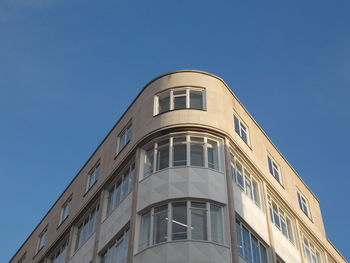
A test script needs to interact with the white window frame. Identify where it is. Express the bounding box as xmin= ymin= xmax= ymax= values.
xmin=231 ymin=157 xmax=261 ymax=208
xmin=106 ymin=162 xmax=135 ymax=216
xmin=267 ymin=155 xmax=282 ymax=184
xmin=117 ymin=123 xmax=132 ymax=153
xmin=138 ymin=200 xmax=224 ymax=251
xmin=298 ymin=191 xmax=311 ymax=218
xmin=101 ymin=229 xmax=129 ymax=263
xmin=86 ymin=162 xmax=100 ymax=191
xmin=235 ymin=219 xmax=268 ymax=263
xmin=302 ymin=234 xmax=323 ymax=263
xmin=234 ymin=115 xmax=250 ymax=145
xmin=154 ymin=87 xmax=206 ymax=115
xmin=141 ymin=132 xmax=221 ymax=179
xmin=75 ymin=205 xmax=99 ymax=251
xmin=59 ymin=198 xmax=72 ymax=225
xmin=36 ymin=228 xmax=47 ymax=253
xmin=268 ymin=195 xmax=295 ymax=244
